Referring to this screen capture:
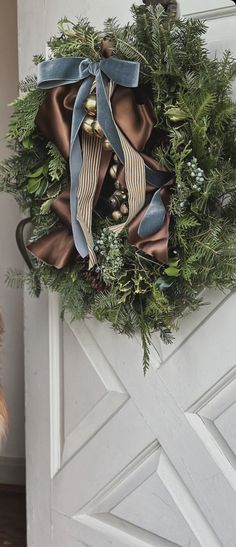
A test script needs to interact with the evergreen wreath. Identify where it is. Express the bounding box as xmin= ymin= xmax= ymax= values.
xmin=1 ymin=4 xmax=236 ymax=371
